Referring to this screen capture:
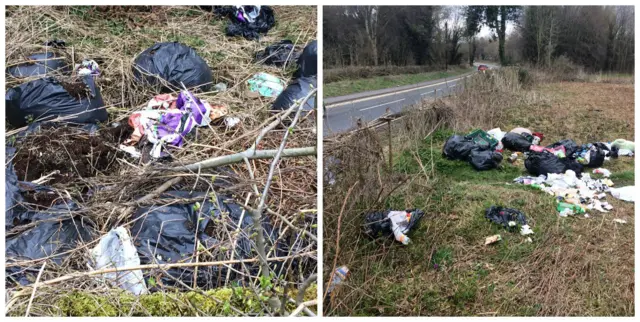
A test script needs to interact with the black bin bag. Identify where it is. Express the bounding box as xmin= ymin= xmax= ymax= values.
xmin=525 ymin=151 xmax=583 ymax=176
xmin=443 ymin=135 xmax=476 ymax=161
xmin=294 ymin=40 xmax=317 ymax=78
xmin=469 ymin=148 xmax=503 ymax=171
xmin=547 ymin=139 xmax=579 ymax=157
xmin=7 ymin=52 xmax=70 ymax=78
xmin=501 ymin=132 xmax=532 ymax=152
xmin=255 ymin=40 xmax=298 ymax=66
xmin=272 ymin=77 xmax=316 ymax=111
xmin=130 ymin=191 xmax=284 ymax=289
xmin=5 ymin=76 xmax=106 ymax=127
xmin=133 ymin=42 xmax=213 ymax=92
